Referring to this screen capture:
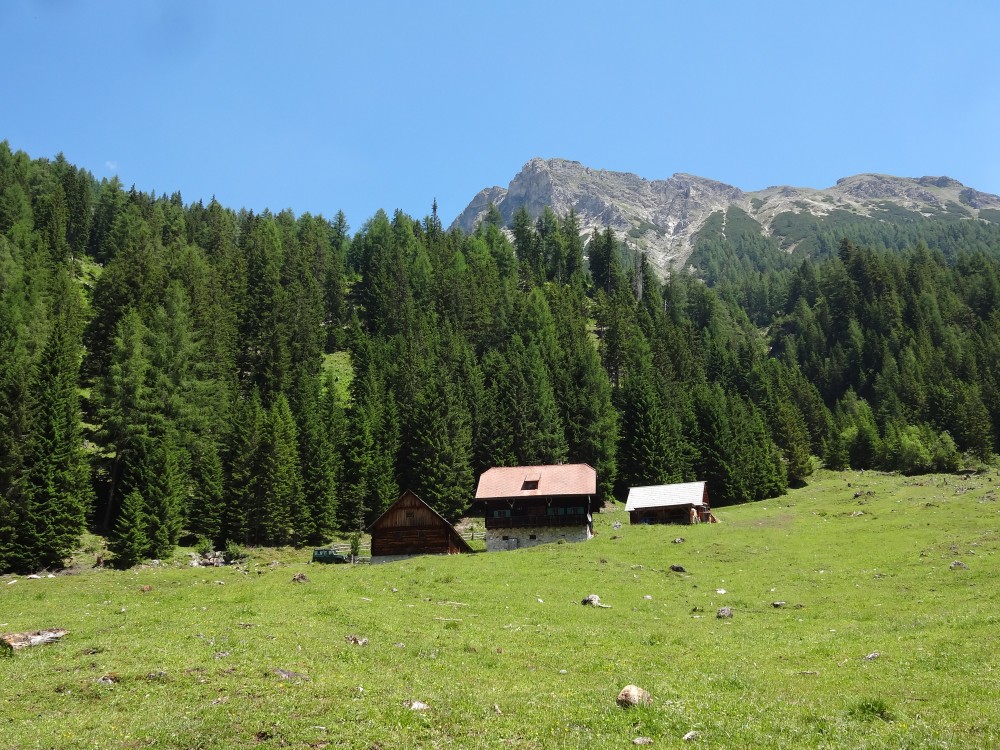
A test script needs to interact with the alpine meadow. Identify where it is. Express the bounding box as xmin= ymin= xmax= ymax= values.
xmin=2 ymin=144 xmax=1000 ymax=748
